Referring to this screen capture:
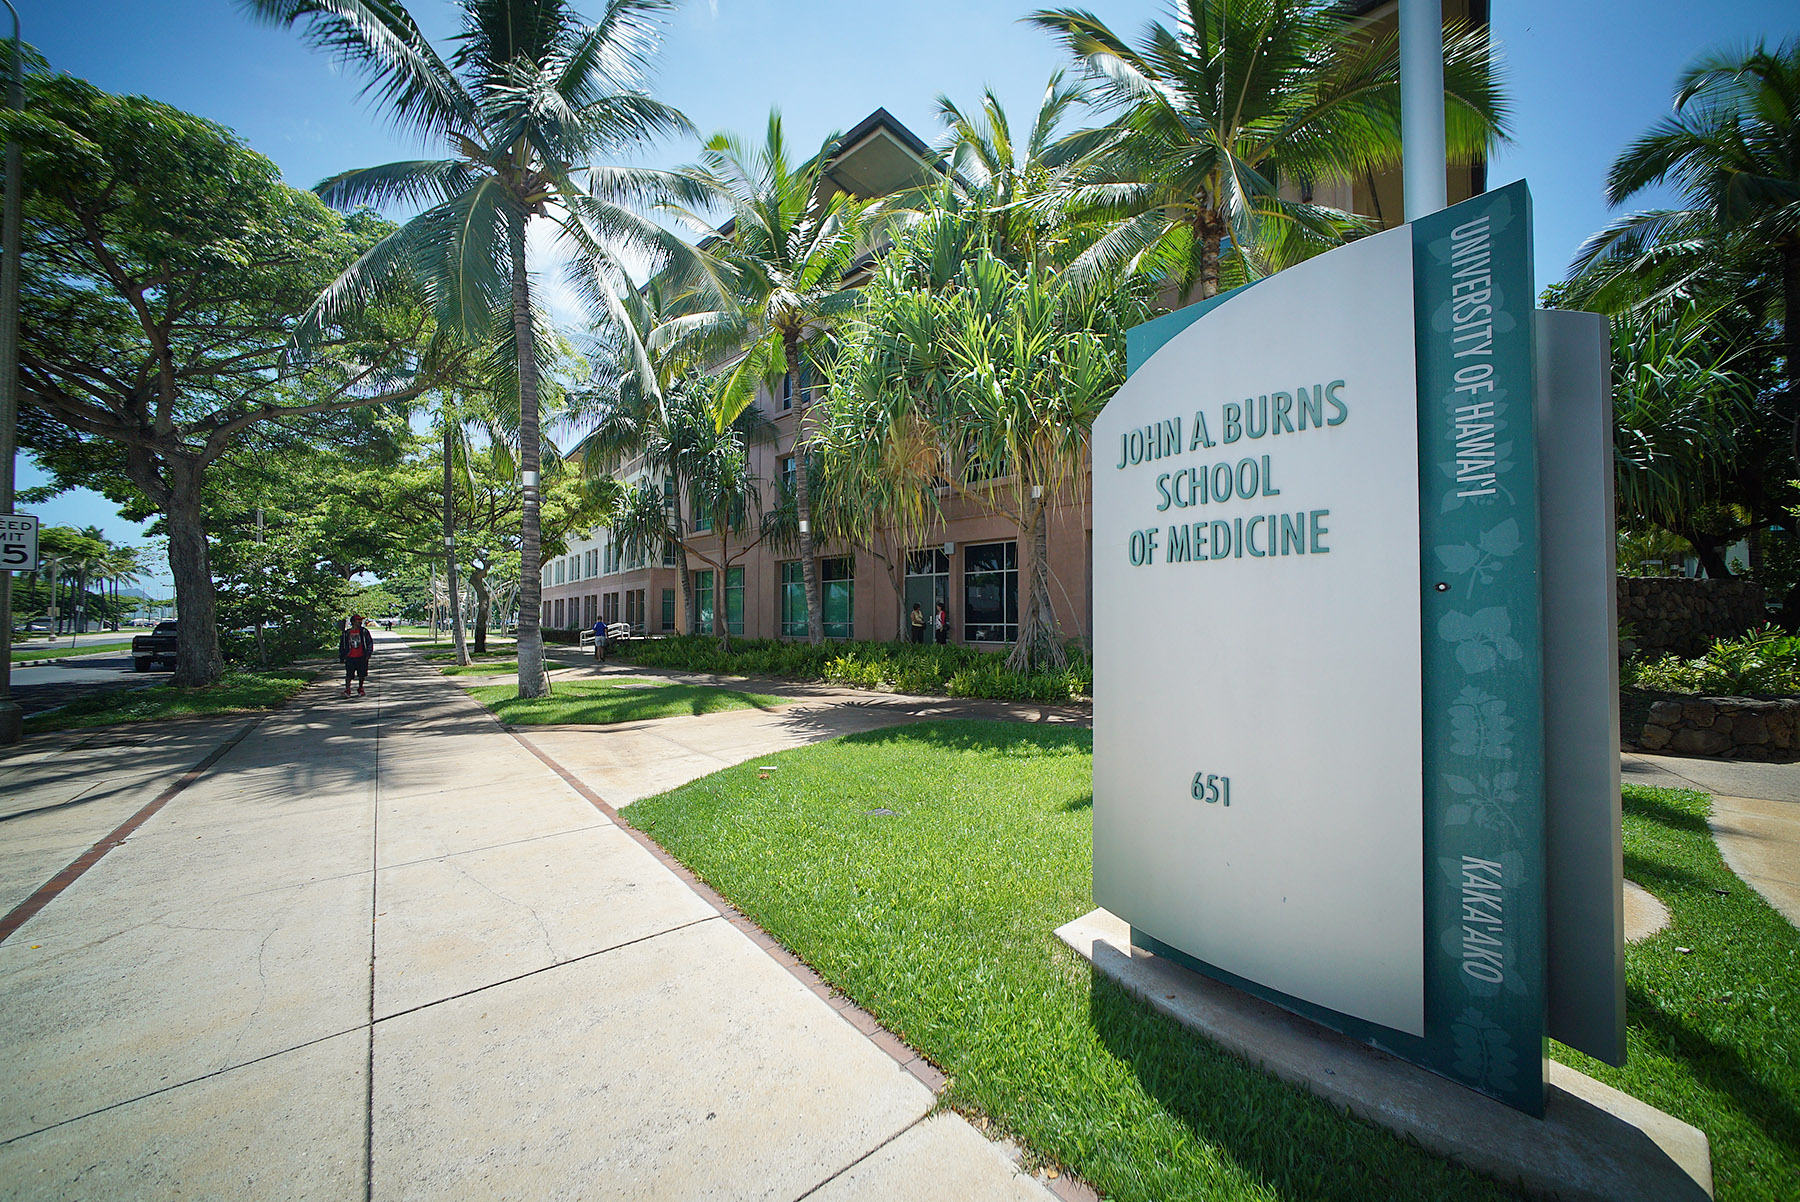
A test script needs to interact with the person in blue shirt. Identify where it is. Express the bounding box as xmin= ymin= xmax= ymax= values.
xmin=593 ymin=616 xmax=607 ymax=663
